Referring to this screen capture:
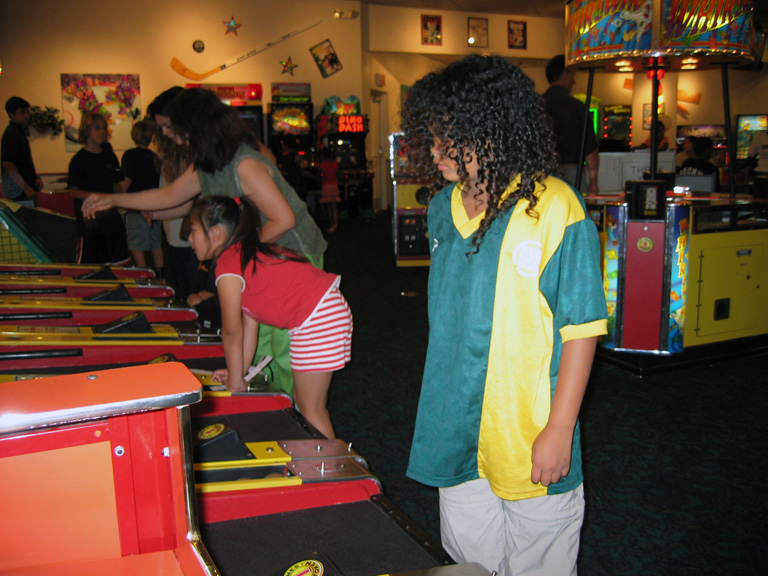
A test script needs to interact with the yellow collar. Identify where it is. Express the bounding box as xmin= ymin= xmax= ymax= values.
xmin=450 ymin=176 xmax=523 ymax=239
